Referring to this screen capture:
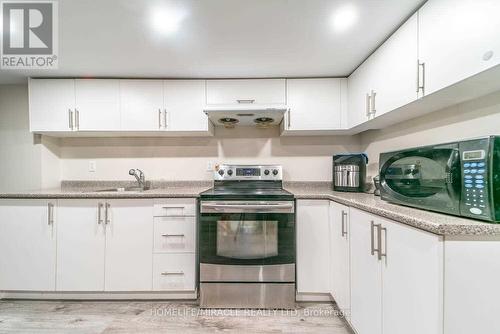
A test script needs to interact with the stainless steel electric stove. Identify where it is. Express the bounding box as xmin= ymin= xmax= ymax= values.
xmin=199 ymin=164 xmax=296 ymax=309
